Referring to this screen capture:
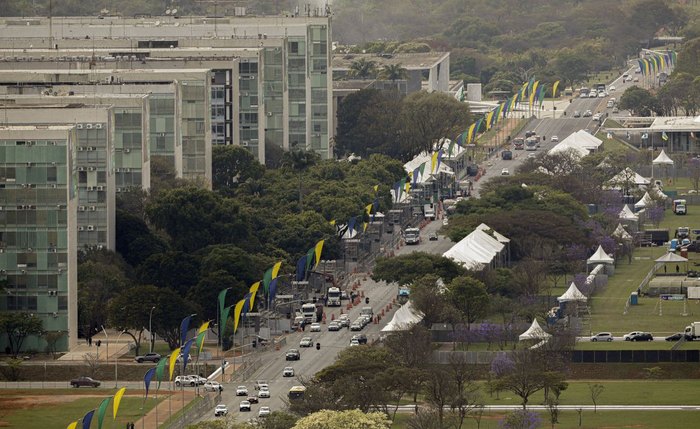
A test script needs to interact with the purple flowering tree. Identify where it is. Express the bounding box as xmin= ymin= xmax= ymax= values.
xmin=598 ymin=235 xmax=617 ymax=257
xmin=499 ymin=410 xmax=542 ymax=429
xmin=479 ymin=322 xmax=502 ymax=350
xmin=646 ymin=205 xmax=665 ymax=227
